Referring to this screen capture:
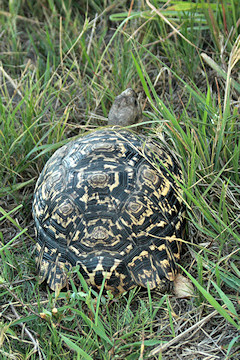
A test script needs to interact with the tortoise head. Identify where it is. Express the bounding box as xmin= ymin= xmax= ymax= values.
xmin=108 ymin=88 xmax=142 ymax=127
